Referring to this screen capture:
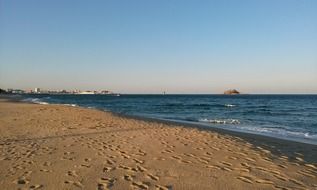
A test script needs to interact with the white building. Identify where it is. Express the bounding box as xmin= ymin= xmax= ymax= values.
xmin=35 ymin=88 xmax=41 ymax=93
xmin=79 ymin=91 xmax=95 ymax=94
